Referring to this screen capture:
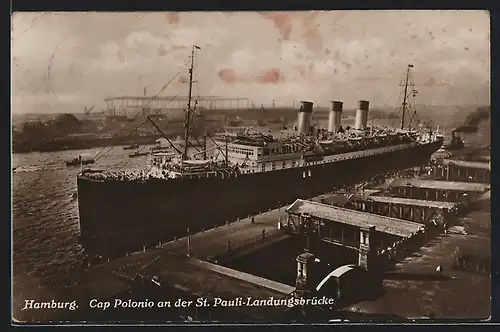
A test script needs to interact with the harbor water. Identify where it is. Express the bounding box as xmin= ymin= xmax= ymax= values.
xmin=12 ymin=146 xmax=151 ymax=282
